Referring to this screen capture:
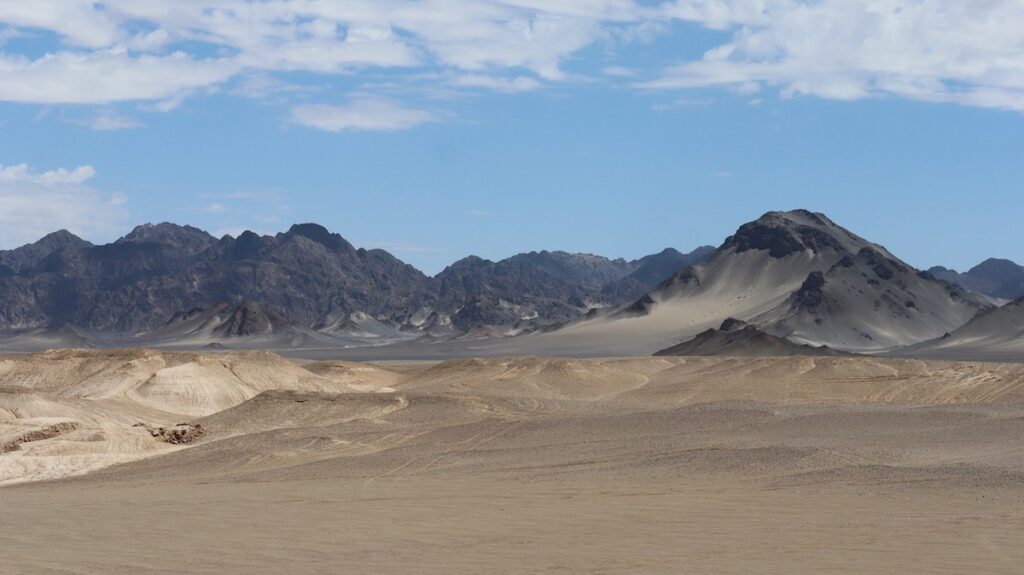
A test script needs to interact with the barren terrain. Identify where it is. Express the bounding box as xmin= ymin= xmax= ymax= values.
xmin=2 ymin=350 xmax=1024 ymax=573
